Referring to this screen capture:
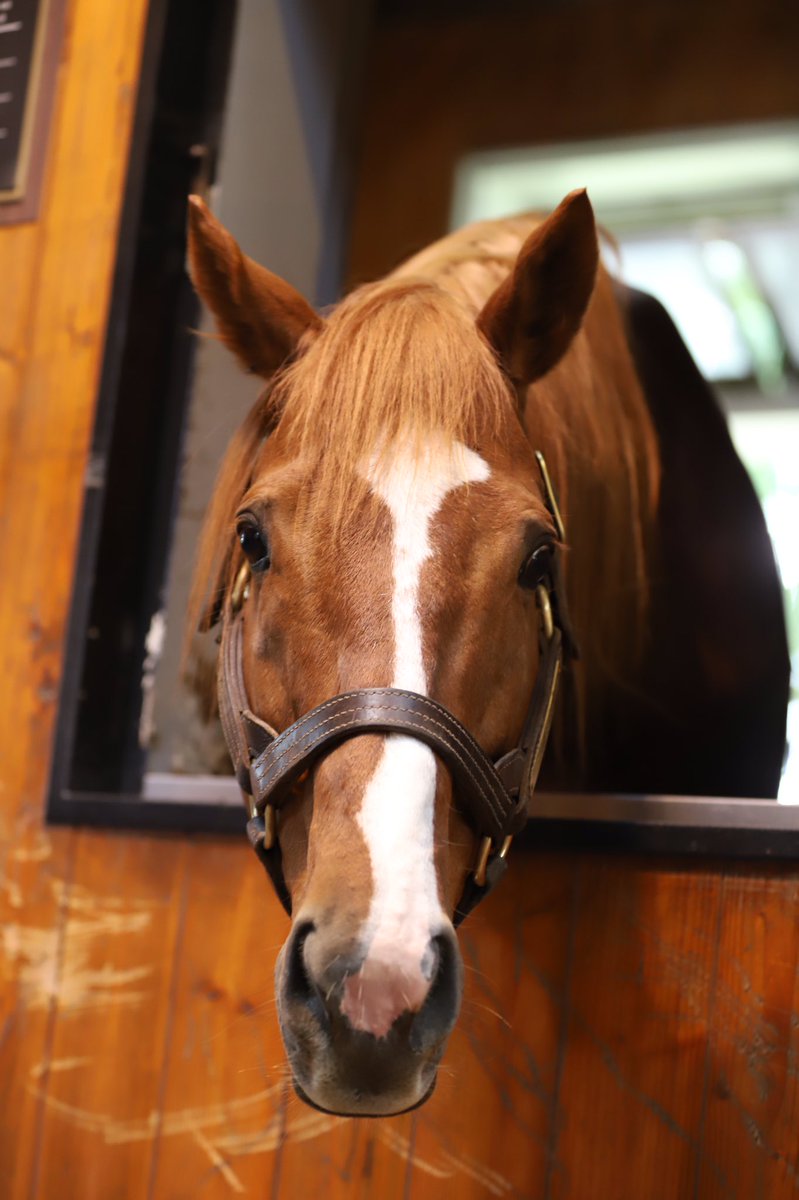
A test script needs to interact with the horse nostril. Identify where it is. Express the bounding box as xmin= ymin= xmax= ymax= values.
xmin=410 ymin=930 xmax=463 ymax=1052
xmin=284 ymin=921 xmax=316 ymax=1004
xmin=283 ymin=921 xmax=343 ymax=1032
xmin=420 ymin=935 xmax=441 ymax=983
